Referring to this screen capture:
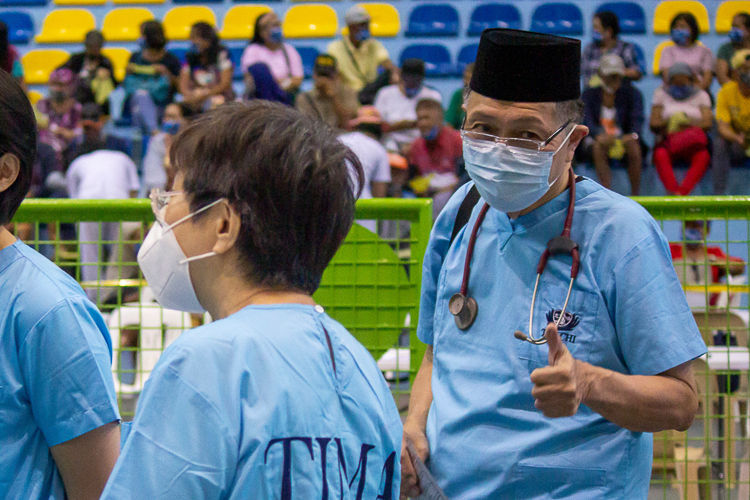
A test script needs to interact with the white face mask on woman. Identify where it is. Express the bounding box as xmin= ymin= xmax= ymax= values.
xmin=137 ymin=198 xmax=223 ymax=313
